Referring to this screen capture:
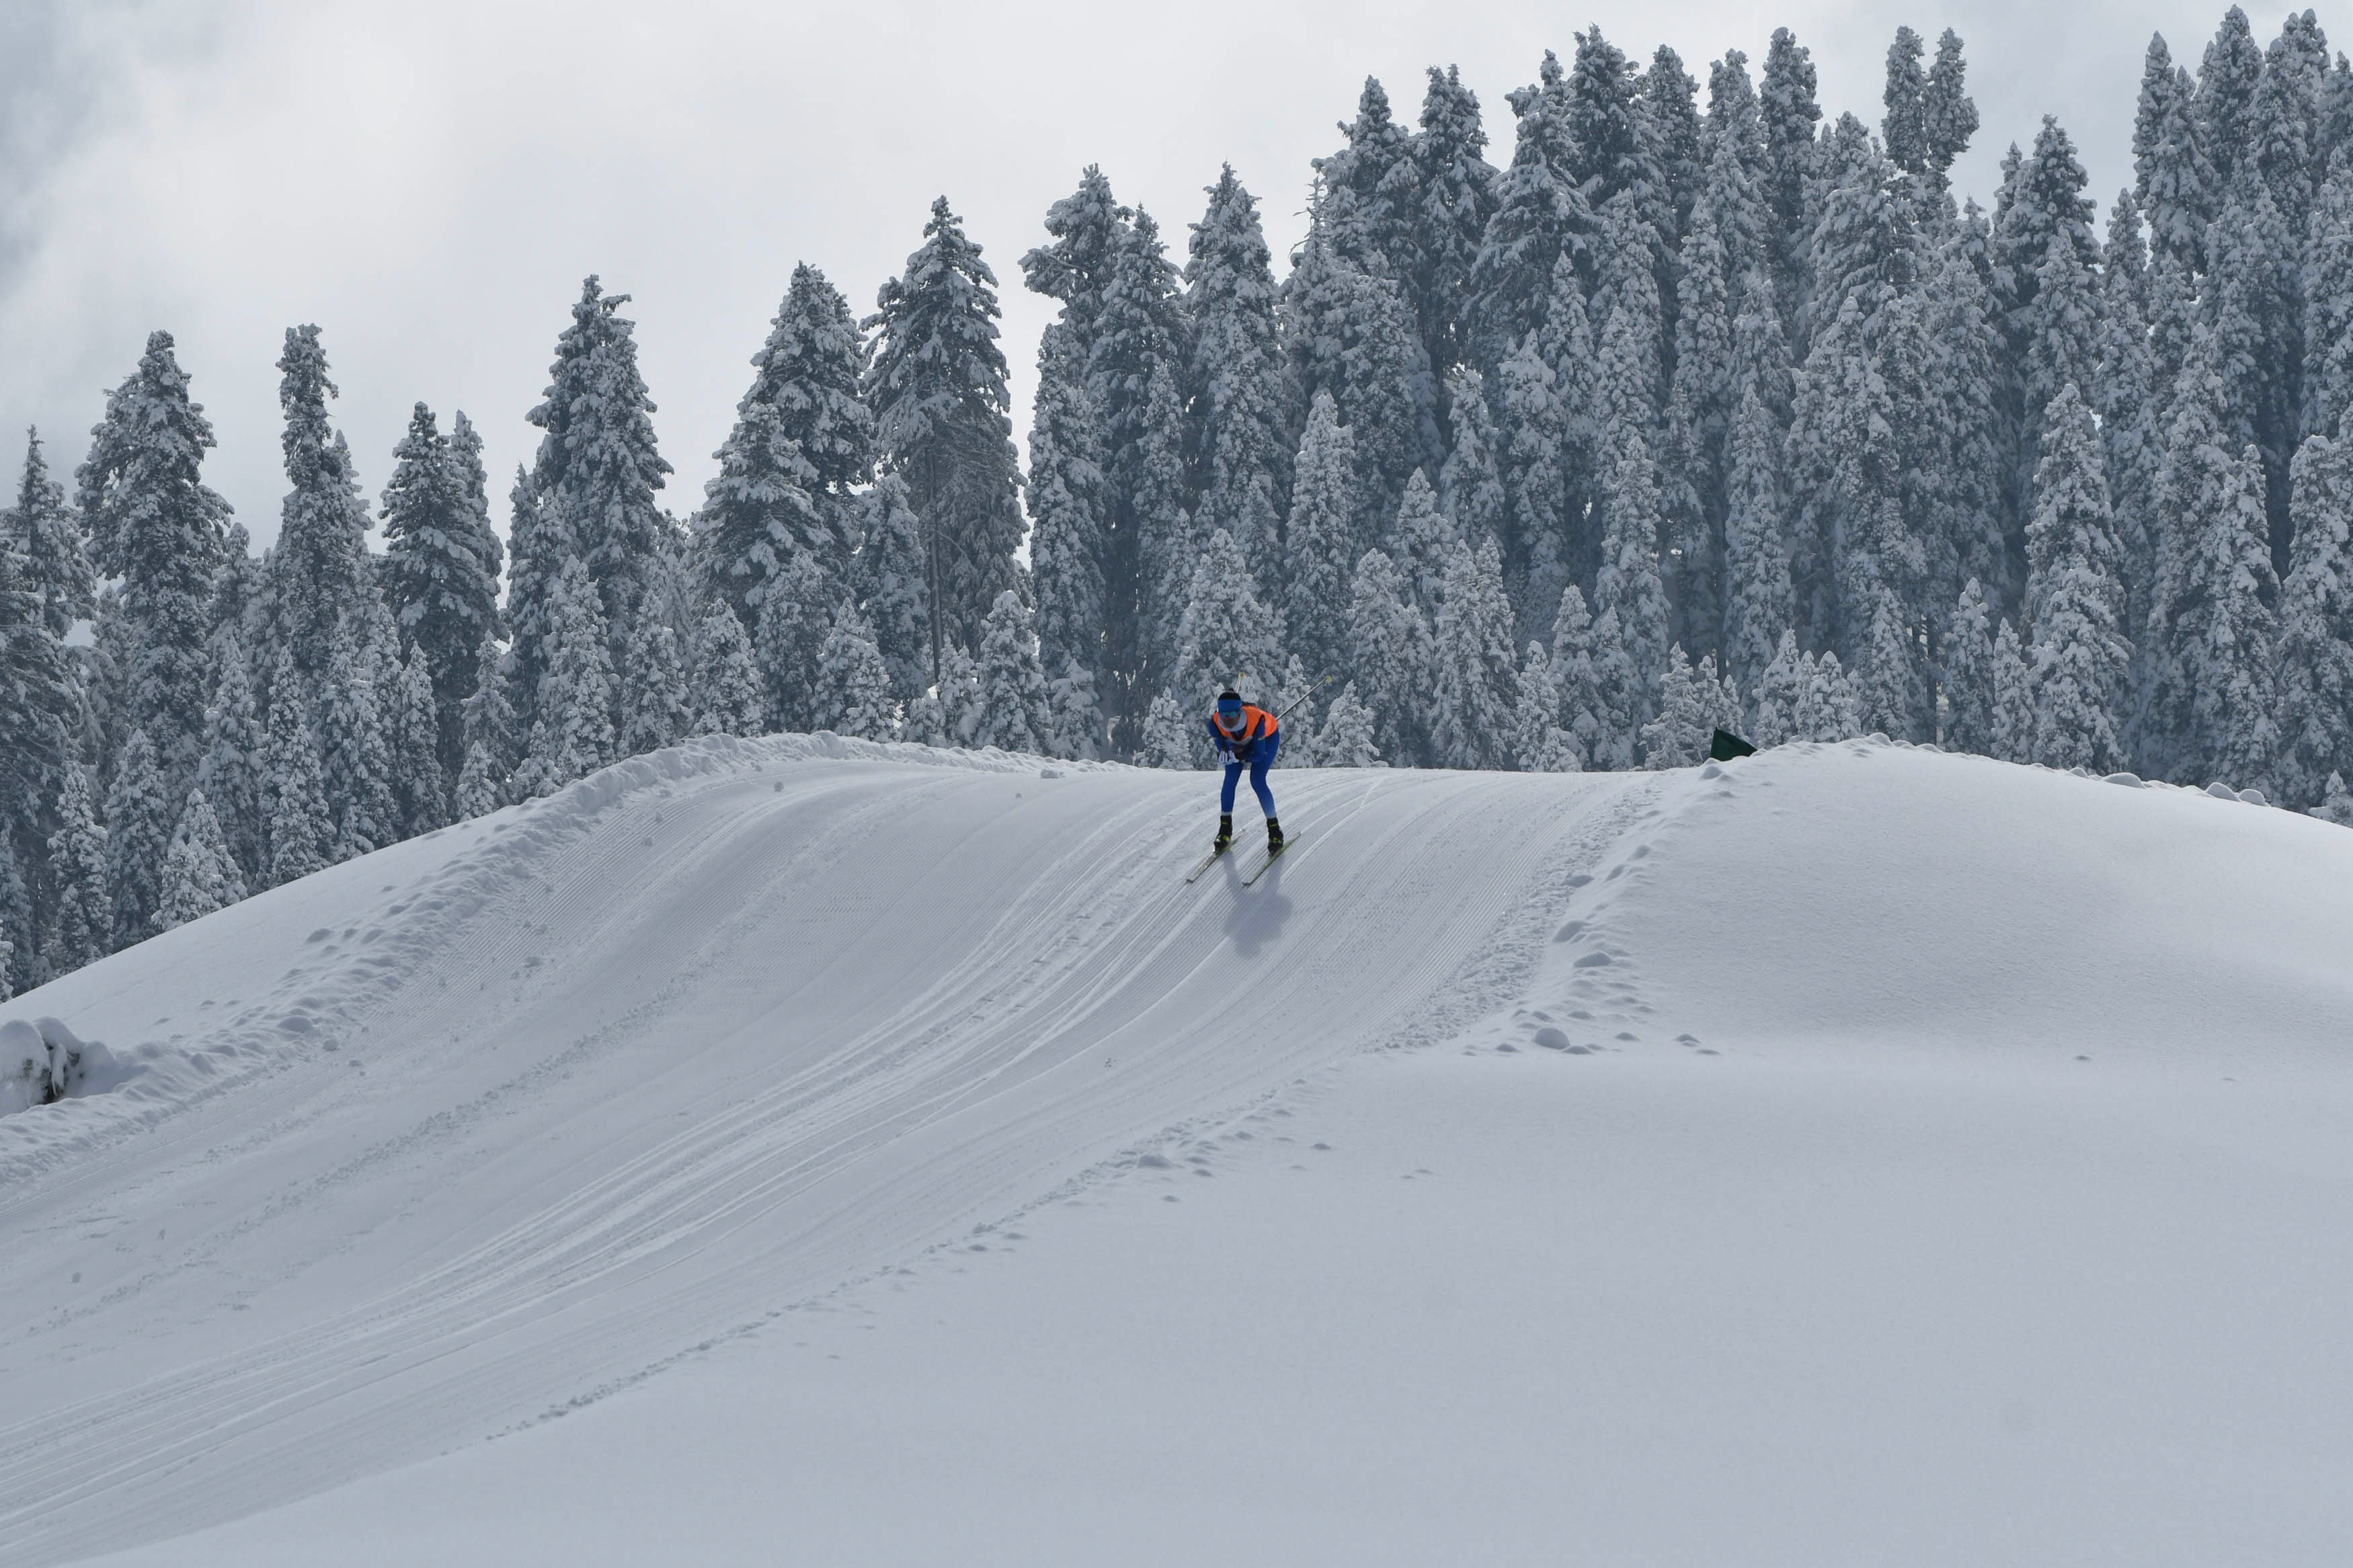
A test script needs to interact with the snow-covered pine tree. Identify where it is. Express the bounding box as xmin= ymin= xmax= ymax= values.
xmin=501 ymin=468 xmax=565 ymax=737
xmin=1722 ymin=378 xmax=1794 ymax=698
xmin=814 ymin=604 xmax=898 ymax=743
xmin=454 ymin=743 xmax=502 ymax=823
xmin=1285 ymin=235 xmax=1439 ymax=557
xmin=526 ymin=278 xmax=676 ymax=639
xmin=2147 ymin=337 xmax=2283 ymax=786
xmin=1024 ymin=178 xmax=1189 ymax=747
xmin=934 ymin=644 xmax=987 ymax=750
xmin=754 ymin=550 xmax=834 ymax=733
xmin=698 ymin=262 xmax=873 ymax=624
xmin=2135 ymin=34 xmax=2212 ymax=272
xmin=1426 ymin=535 xmax=1515 ymax=768
xmin=8 ymin=429 xmax=93 ymax=642
xmin=157 ymin=790 xmax=246 ymax=932
xmin=2303 ymin=149 xmax=2353 ymax=443
xmin=1185 ymin=167 xmax=1293 ymax=580
xmin=2096 ymin=194 xmax=2163 ymax=678
xmin=1639 ymin=645 xmax=1715 ymax=766
xmin=1412 ymin=67 xmax=1499 ymax=376
xmin=1466 ymin=69 xmax=1593 ymax=376
xmin=263 ymin=647 xmax=330 ymax=886
xmin=1593 ymin=425 xmax=1671 ymax=721
xmin=2274 ymin=433 xmax=2353 ymax=808
xmin=1549 ymin=584 xmax=1605 ymax=768
xmin=1759 ymin=28 xmax=1823 ymax=339
xmin=1027 ymin=319 xmax=1107 ymax=698
xmin=1882 ymin=27 xmax=1980 ymax=197
xmin=1316 ymin=682 xmax=1384 ymax=767
xmin=196 ymin=632 xmax=265 ymax=883
xmin=103 ymin=727 xmax=170 ymax=947
xmin=1940 ymin=579 xmax=1999 ymax=755
xmin=0 ymin=485 xmax=76 ymax=921
xmin=869 ymin=198 xmax=1026 ymax=677
xmin=1786 ymin=648 xmax=1835 ymax=743
xmin=1437 ymin=366 xmax=1509 ymax=555
xmin=1751 ymin=628 xmax=1806 ymax=747
xmin=1991 ymin=116 xmax=2103 ymax=561
xmin=1317 ymin=75 xmax=1423 ymax=286
xmin=1283 ymin=392 xmax=1356 ymax=688
xmin=319 ymin=610 xmax=398 ymax=862
xmin=78 ymin=331 xmax=231 ymax=806
xmin=44 ymin=763 xmax=106 ymax=973
xmin=1392 ymin=469 xmax=1460 ymax=620
xmin=2024 ymin=384 xmax=2132 ymax=772
xmin=1511 ymin=641 xmax=1577 ymax=771
xmin=266 ymin=326 xmax=370 ymax=680
xmin=1044 ymin=656 xmax=1103 ymax=761
xmin=1345 ymin=548 xmax=1432 ymax=767
xmin=850 ymin=474 xmax=930 ymax=704
xmin=1493 ymin=317 xmax=1570 ymax=628
xmin=460 ymin=632 xmax=520 ymax=784
xmin=1987 ymin=620 xmax=2034 ymax=761
xmin=1138 ymin=689 xmax=1198 ymax=770
xmin=618 ymin=618 xmax=690 ymax=758
xmin=535 ymin=556 xmax=617 ymax=790
xmin=381 ymin=404 xmax=504 ymax=790
xmin=1169 ymin=528 xmax=1285 ymax=749
xmin=389 ymin=643 xmax=445 ymax=835
xmin=971 ymin=590 xmax=1049 ymax=753
xmin=691 ymin=603 xmax=766 ymax=739
xmin=1584 ymin=602 xmax=1644 ymax=770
